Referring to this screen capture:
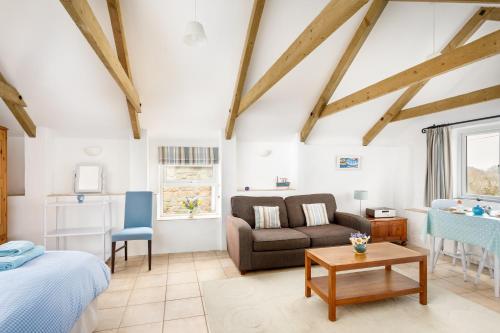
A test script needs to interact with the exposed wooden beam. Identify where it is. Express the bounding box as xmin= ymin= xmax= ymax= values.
xmin=488 ymin=8 xmax=500 ymax=21
xmin=321 ymin=29 xmax=500 ymax=119
xmin=225 ymin=0 xmax=266 ymax=140
xmin=237 ymin=0 xmax=368 ymax=116
xmin=300 ymin=0 xmax=387 ymax=142
xmin=60 ymin=0 xmax=141 ymax=112
xmin=0 ymin=72 xmax=36 ymax=137
xmin=362 ymin=7 xmax=492 ymax=145
xmin=0 ymin=80 xmax=26 ymax=107
xmin=391 ymin=85 xmax=500 ymax=122
xmin=107 ymin=0 xmax=141 ymax=139
xmin=443 ymin=7 xmax=495 ymax=52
